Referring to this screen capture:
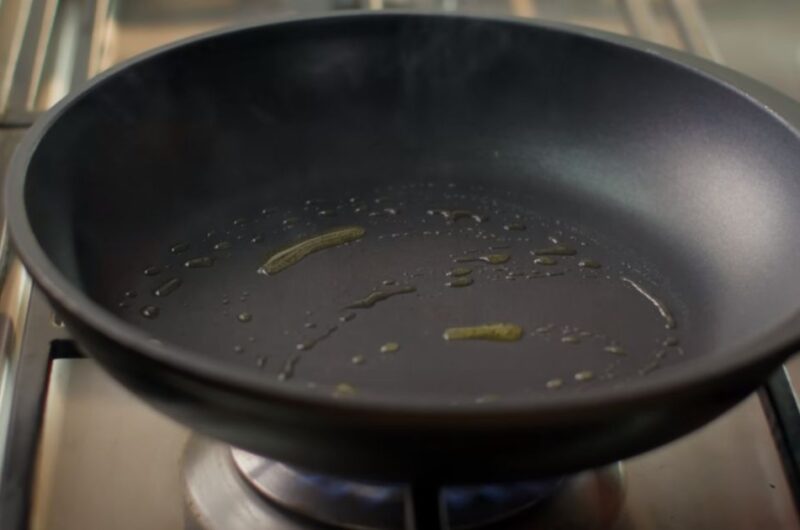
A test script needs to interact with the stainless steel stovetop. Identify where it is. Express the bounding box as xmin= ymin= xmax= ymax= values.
xmin=2 ymin=1 xmax=800 ymax=529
